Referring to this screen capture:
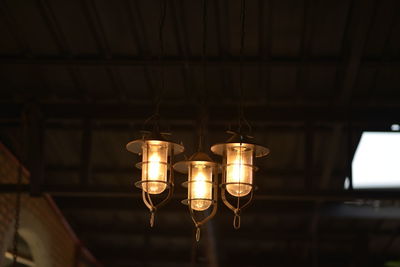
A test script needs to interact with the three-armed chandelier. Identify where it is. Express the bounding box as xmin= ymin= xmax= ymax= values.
xmin=126 ymin=0 xmax=269 ymax=240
